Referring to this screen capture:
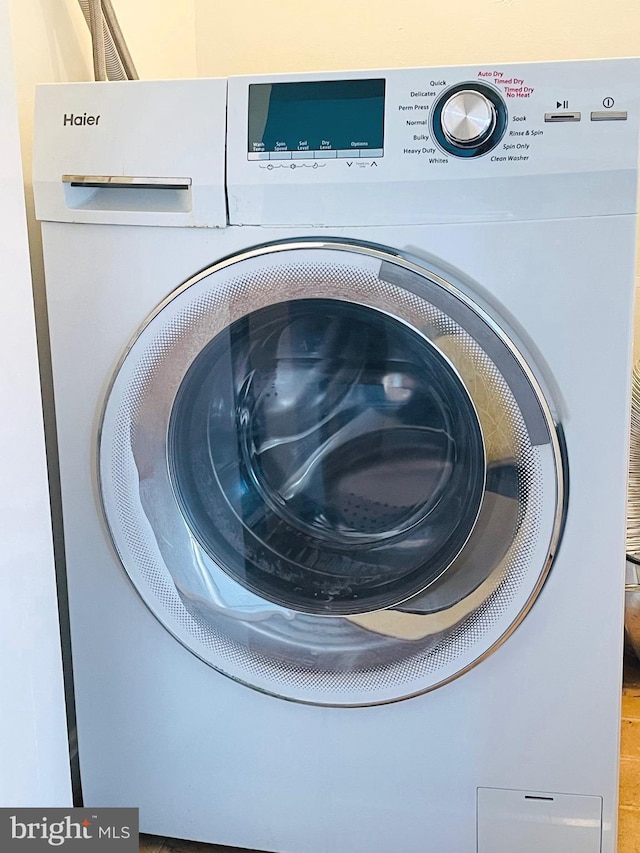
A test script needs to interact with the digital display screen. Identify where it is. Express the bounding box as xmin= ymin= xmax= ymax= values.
xmin=247 ymin=79 xmax=385 ymax=159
